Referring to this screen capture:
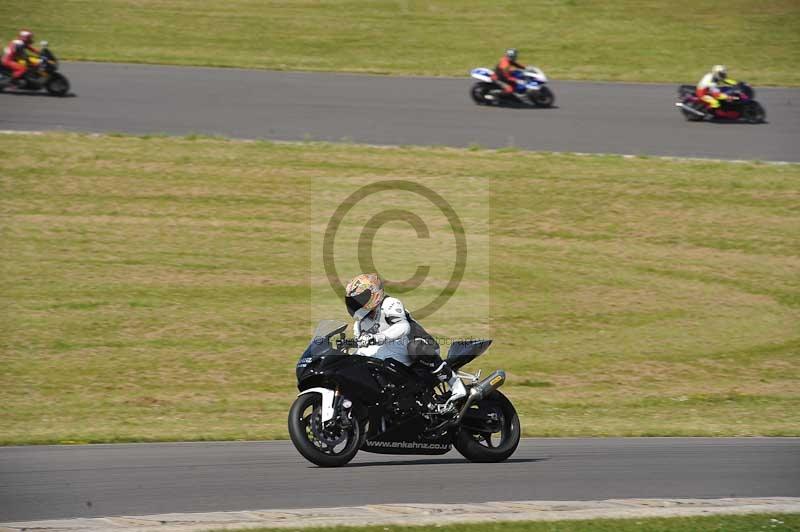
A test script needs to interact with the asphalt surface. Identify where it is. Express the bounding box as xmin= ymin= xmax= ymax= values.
xmin=1 ymin=438 xmax=798 ymax=522
xmin=1 ymin=63 xmax=798 ymax=161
